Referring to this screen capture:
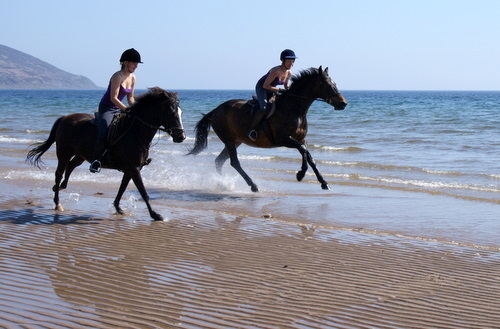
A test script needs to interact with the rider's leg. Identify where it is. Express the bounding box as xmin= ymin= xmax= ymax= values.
xmin=90 ymin=107 xmax=115 ymax=173
xmin=248 ymin=86 xmax=268 ymax=141
xmin=248 ymin=110 xmax=266 ymax=141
